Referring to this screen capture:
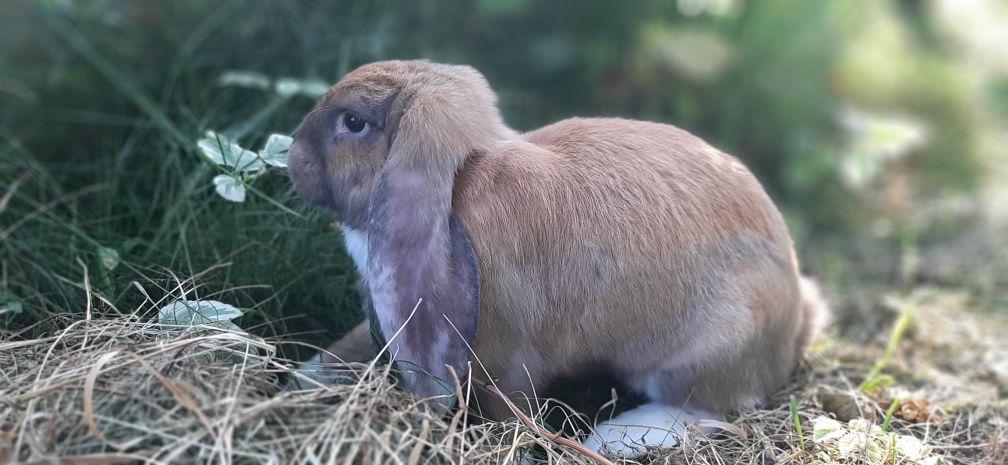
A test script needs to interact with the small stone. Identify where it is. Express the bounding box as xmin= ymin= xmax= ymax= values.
xmin=820 ymin=390 xmax=874 ymax=422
